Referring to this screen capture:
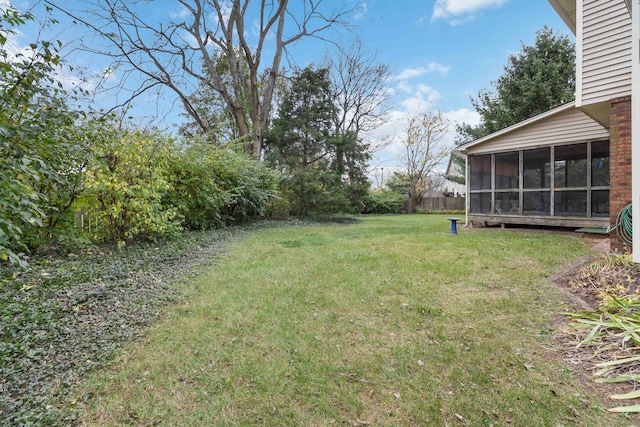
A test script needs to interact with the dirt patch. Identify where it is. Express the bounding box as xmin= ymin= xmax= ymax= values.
xmin=547 ymin=254 xmax=601 ymax=311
